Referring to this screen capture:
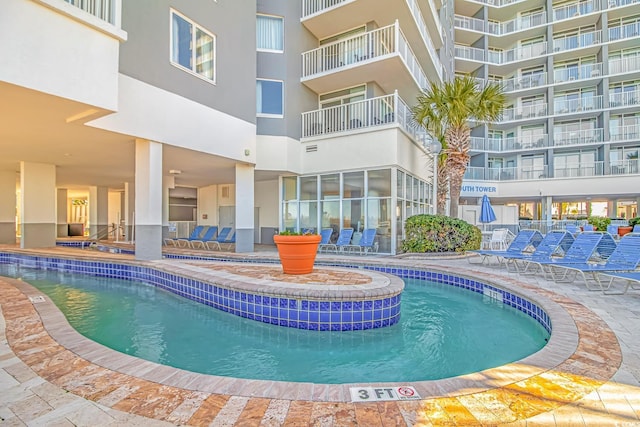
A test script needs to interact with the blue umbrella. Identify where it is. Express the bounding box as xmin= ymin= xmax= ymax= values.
xmin=479 ymin=194 xmax=497 ymax=225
